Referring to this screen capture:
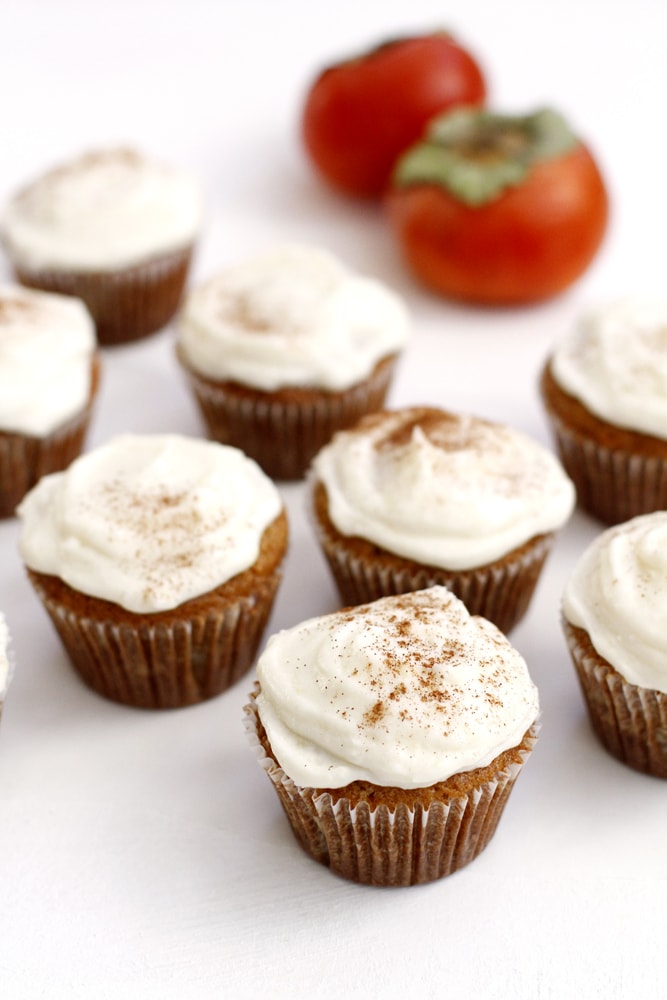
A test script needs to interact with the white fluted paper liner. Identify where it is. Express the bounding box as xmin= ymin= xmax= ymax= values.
xmin=26 ymin=565 xmax=283 ymax=709
xmin=15 ymin=245 xmax=193 ymax=346
xmin=245 ymin=687 xmax=538 ymax=887
xmin=178 ymin=352 xmax=396 ymax=481
xmin=547 ymin=411 xmax=667 ymax=526
xmin=563 ymin=619 xmax=667 ymax=778
xmin=311 ymin=484 xmax=553 ymax=634
xmin=0 ymin=613 xmax=15 ymax=723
